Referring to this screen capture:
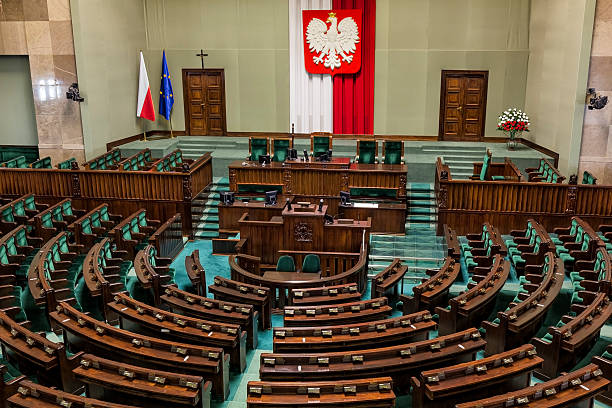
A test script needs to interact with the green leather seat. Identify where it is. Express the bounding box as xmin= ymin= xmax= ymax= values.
xmin=249 ymin=138 xmax=269 ymax=161
xmin=31 ymin=157 xmax=52 ymax=169
xmin=272 ymin=139 xmax=291 ymax=162
xmin=1 ymin=207 xmax=14 ymax=223
xmin=312 ymin=136 xmax=331 ymax=158
xmin=479 ymin=152 xmax=490 ymax=181
xmin=58 ymin=158 xmax=76 ymax=170
xmin=582 ymin=171 xmax=596 ymax=185
xmin=301 ymin=254 xmax=321 ymax=274
xmin=382 ymin=141 xmax=403 ymax=164
xmin=356 ymin=141 xmax=377 ymax=164
xmin=276 ymin=255 xmax=295 ymax=272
